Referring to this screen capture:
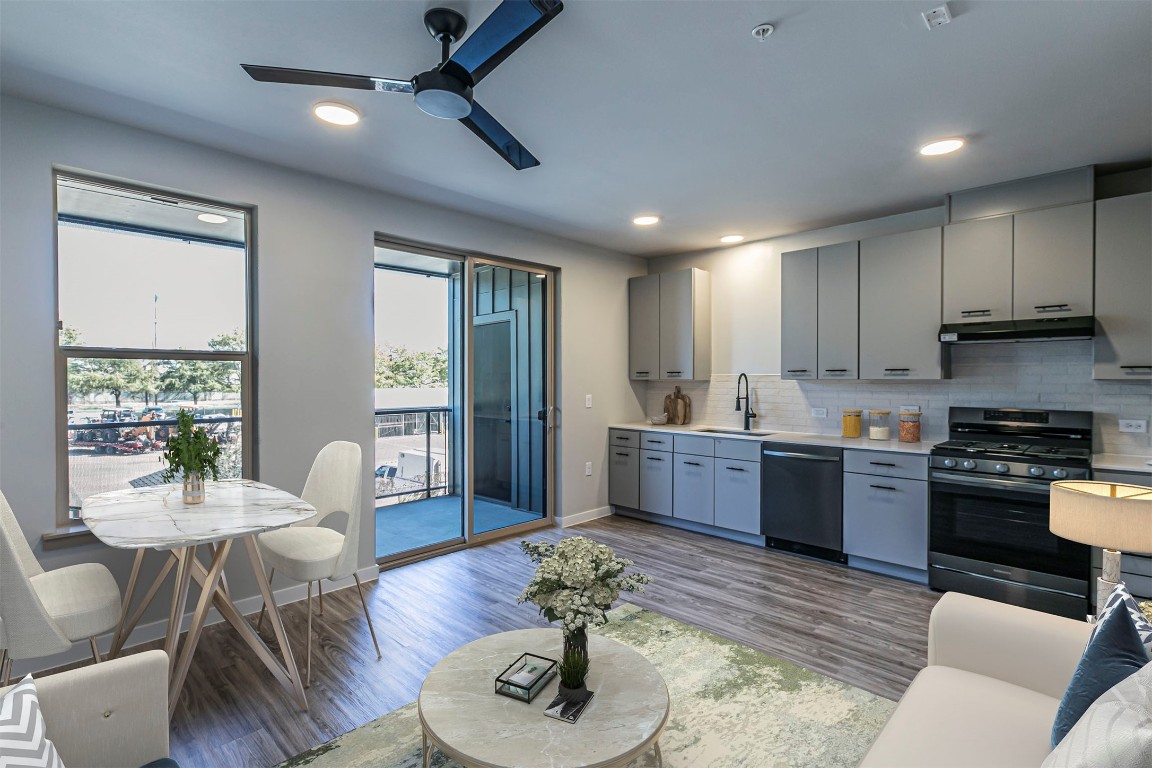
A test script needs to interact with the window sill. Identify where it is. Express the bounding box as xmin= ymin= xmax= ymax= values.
xmin=41 ymin=524 xmax=97 ymax=549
